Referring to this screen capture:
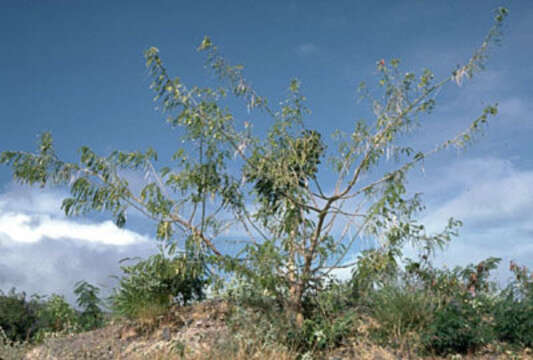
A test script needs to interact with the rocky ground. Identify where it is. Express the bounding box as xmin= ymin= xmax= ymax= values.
xmin=18 ymin=299 xmax=533 ymax=360
xmin=23 ymin=300 xmax=229 ymax=360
